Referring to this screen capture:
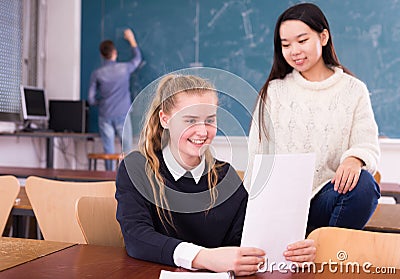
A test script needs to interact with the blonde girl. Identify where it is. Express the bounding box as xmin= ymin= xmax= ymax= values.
xmin=116 ymin=74 xmax=315 ymax=276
